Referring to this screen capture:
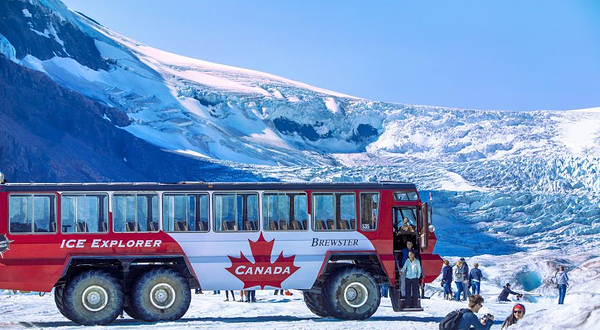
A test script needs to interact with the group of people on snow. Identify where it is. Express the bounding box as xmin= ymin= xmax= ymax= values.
xmin=440 ymin=261 xmax=570 ymax=329
xmin=440 ymin=258 xmax=484 ymax=301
